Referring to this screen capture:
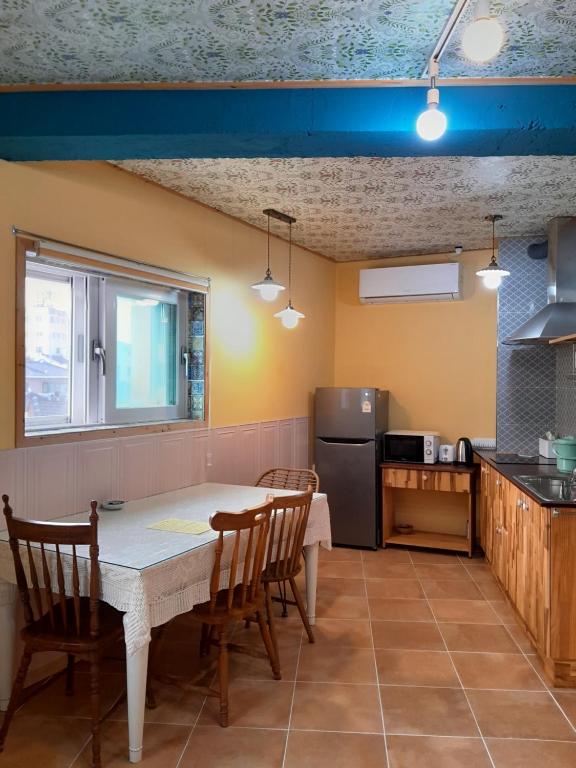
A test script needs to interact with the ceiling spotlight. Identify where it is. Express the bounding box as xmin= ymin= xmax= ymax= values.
xmin=416 ymin=59 xmax=447 ymax=142
xmin=454 ymin=245 xmax=463 ymax=255
xmin=462 ymin=0 xmax=504 ymax=63
xmin=476 ymin=214 xmax=509 ymax=290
